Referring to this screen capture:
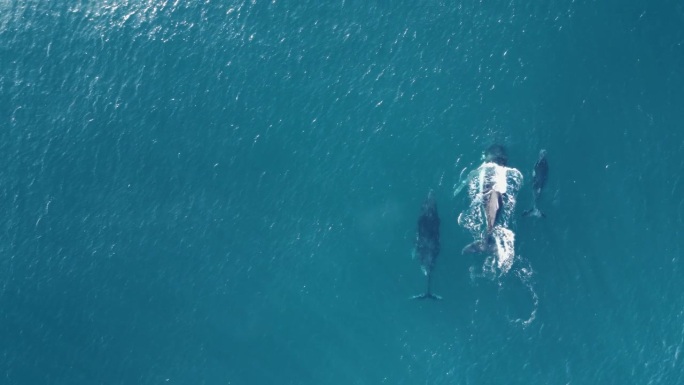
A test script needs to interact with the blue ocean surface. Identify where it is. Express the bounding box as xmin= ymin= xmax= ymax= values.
xmin=1 ymin=1 xmax=683 ymax=384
